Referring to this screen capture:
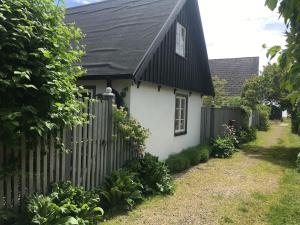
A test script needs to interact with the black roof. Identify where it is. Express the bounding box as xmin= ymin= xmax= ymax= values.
xmin=209 ymin=57 xmax=259 ymax=96
xmin=66 ymin=0 xmax=181 ymax=77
